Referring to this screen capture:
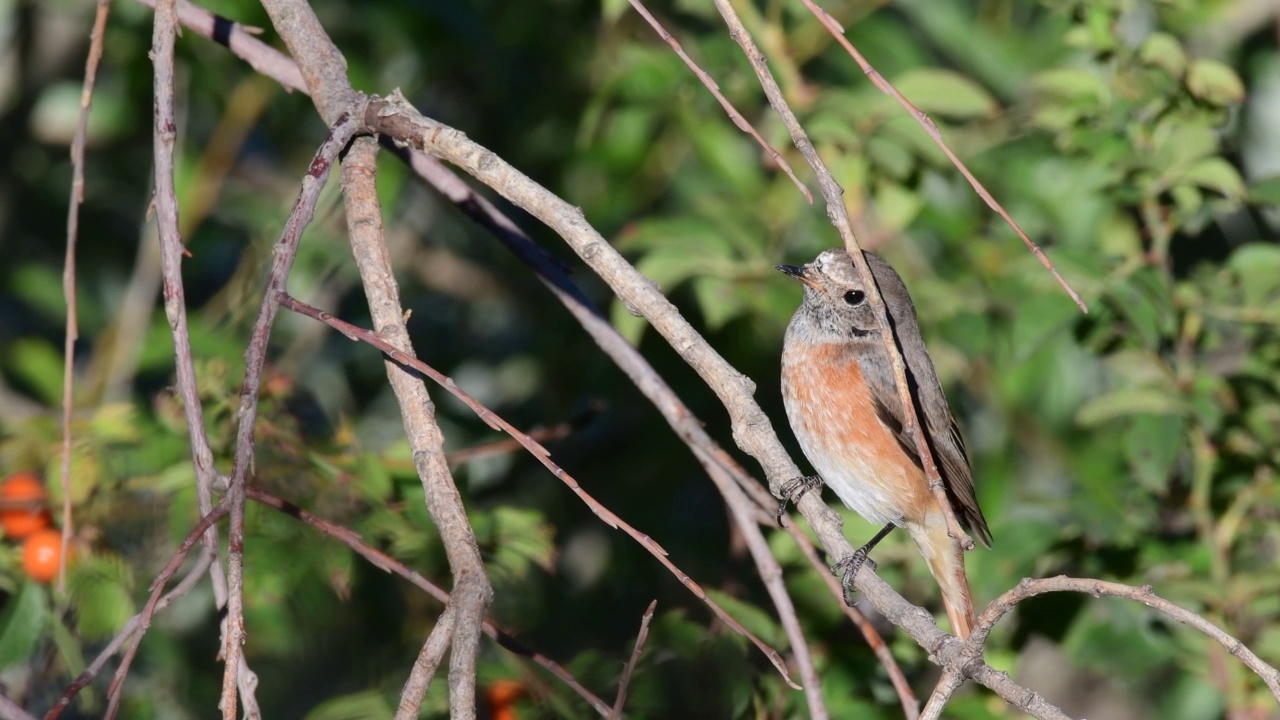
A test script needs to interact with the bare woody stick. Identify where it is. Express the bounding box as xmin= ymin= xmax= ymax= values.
xmin=59 ymin=0 xmax=111 ymax=593
xmin=609 ymin=600 xmax=657 ymax=720
xmin=396 ymin=604 xmax=458 ymax=720
xmin=340 ymin=137 xmax=493 ymax=718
